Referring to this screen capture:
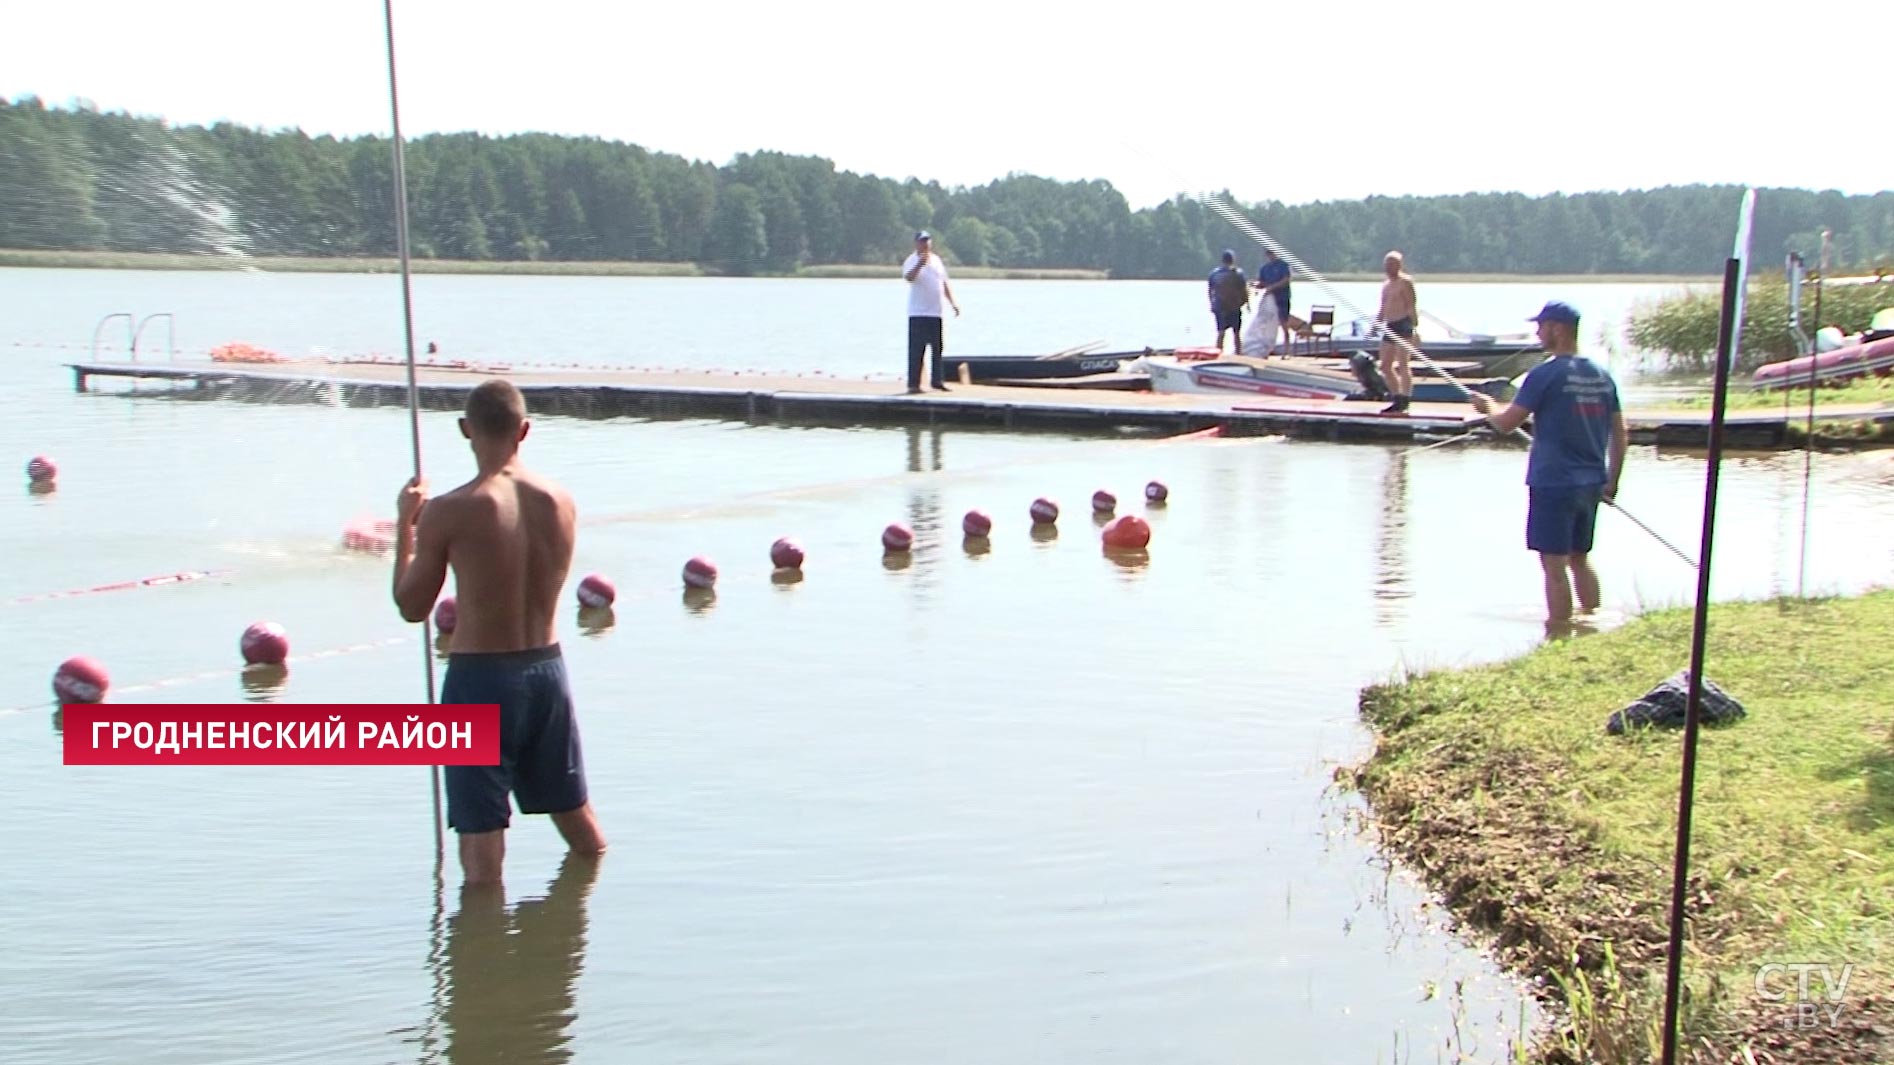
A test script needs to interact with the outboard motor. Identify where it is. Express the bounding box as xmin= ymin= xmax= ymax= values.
xmin=1349 ymin=351 xmax=1390 ymax=400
